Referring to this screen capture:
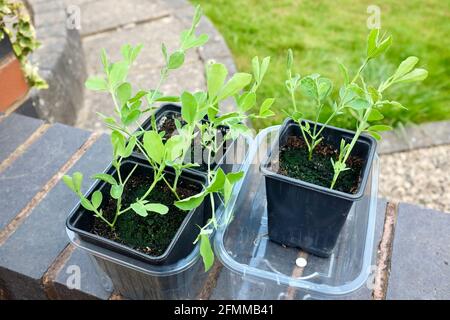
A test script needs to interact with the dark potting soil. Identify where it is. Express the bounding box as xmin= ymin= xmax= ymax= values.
xmin=277 ymin=136 xmax=363 ymax=194
xmin=91 ymin=172 xmax=202 ymax=257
